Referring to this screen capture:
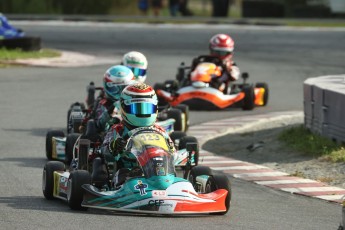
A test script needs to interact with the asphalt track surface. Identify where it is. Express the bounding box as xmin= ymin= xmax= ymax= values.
xmin=0 ymin=21 xmax=345 ymax=230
